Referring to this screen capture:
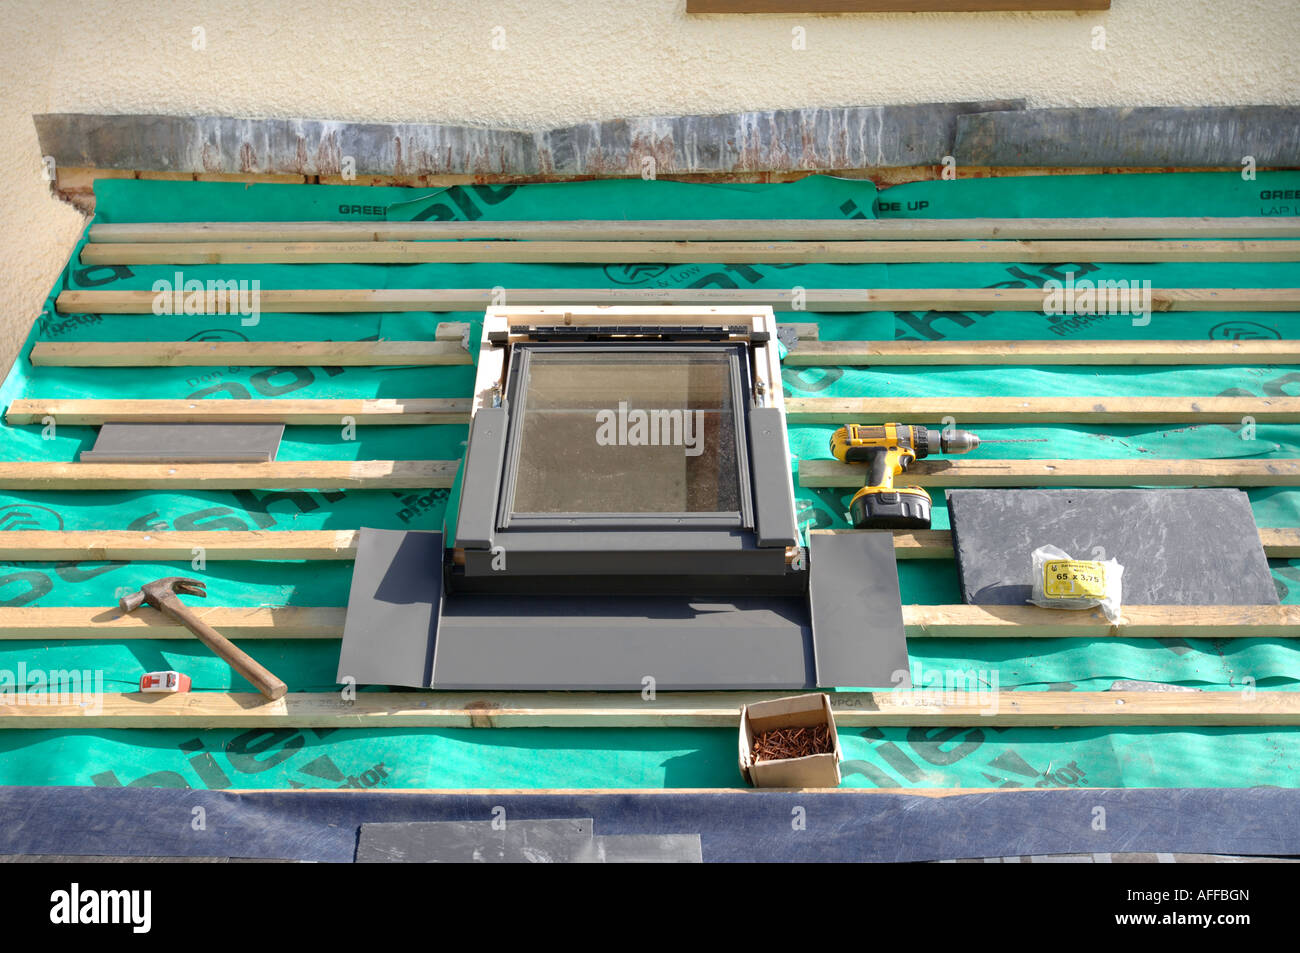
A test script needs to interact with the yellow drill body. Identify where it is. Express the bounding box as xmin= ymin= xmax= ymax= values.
xmin=829 ymin=423 xmax=981 ymax=529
